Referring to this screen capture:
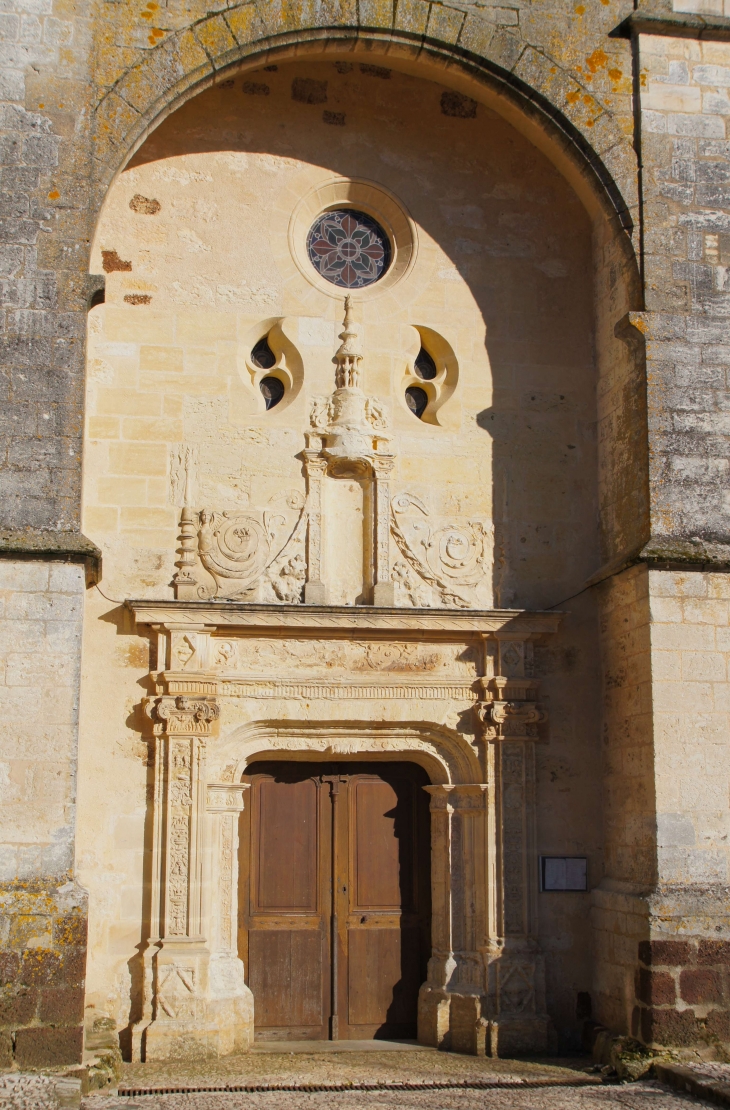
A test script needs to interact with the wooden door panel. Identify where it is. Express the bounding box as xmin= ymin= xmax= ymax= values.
xmin=242 ymin=763 xmax=330 ymax=1041
xmin=249 ymin=930 xmax=324 ymax=1030
xmin=347 ymin=927 xmax=402 ymax=1026
xmin=242 ymin=761 xmax=430 ymax=1042
xmin=352 ymin=781 xmax=401 ymax=908
xmin=256 ymin=777 xmax=318 ymax=910
xmin=340 ymin=766 xmax=431 ymax=1039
